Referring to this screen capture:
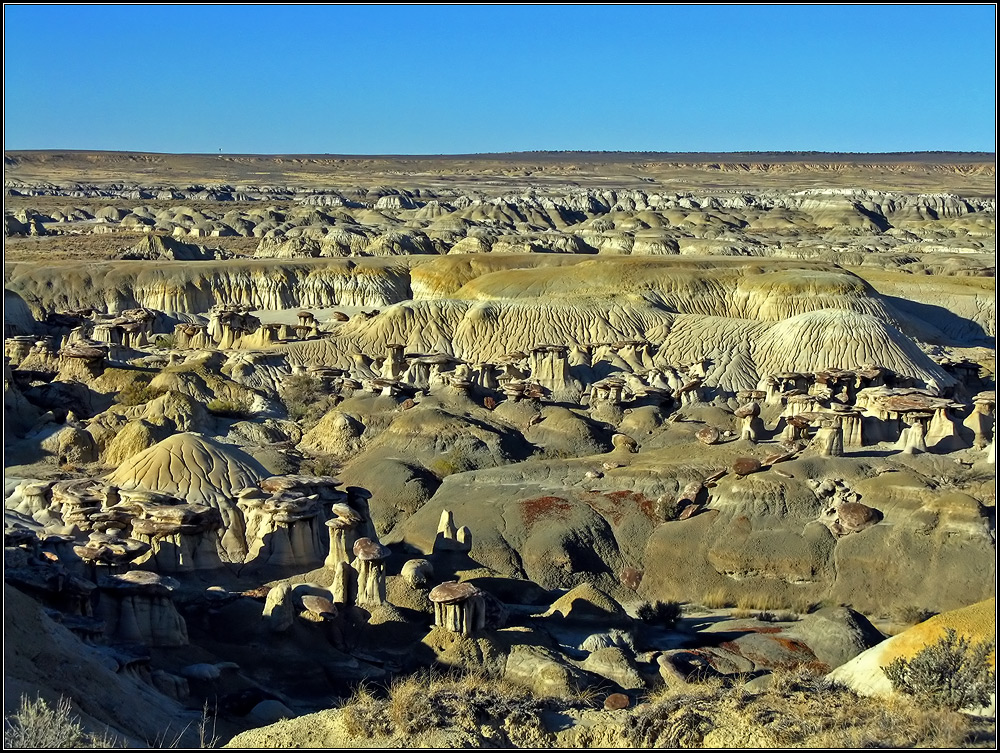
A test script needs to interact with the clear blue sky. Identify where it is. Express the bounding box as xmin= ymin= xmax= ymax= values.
xmin=3 ymin=5 xmax=996 ymax=154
